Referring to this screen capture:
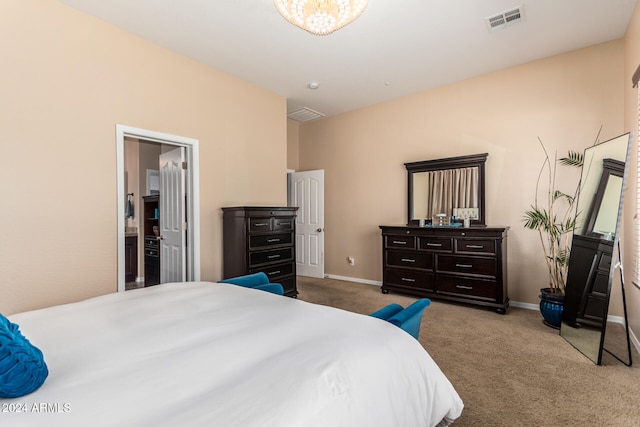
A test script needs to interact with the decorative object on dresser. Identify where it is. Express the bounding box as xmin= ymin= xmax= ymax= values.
xmin=143 ymin=195 xmax=160 ymax=287
xmin=222 ymin=206 xmax=298 ymax=297
xmin=380 ymin=226 xmax=509 ymax=313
